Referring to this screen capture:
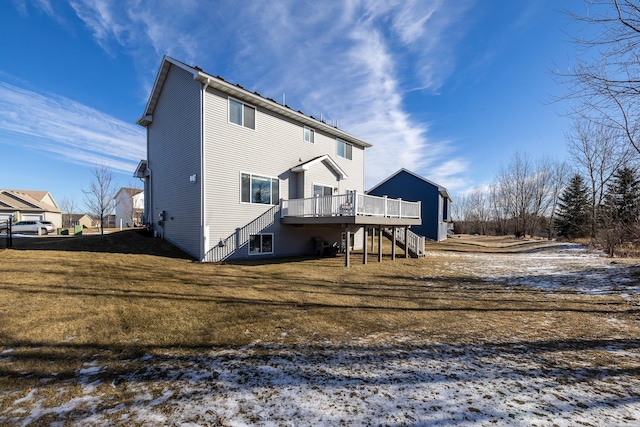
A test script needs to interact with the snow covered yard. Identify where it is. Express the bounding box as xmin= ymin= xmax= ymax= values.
xmin=1 ymin=240 xmax=639 ymax=426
